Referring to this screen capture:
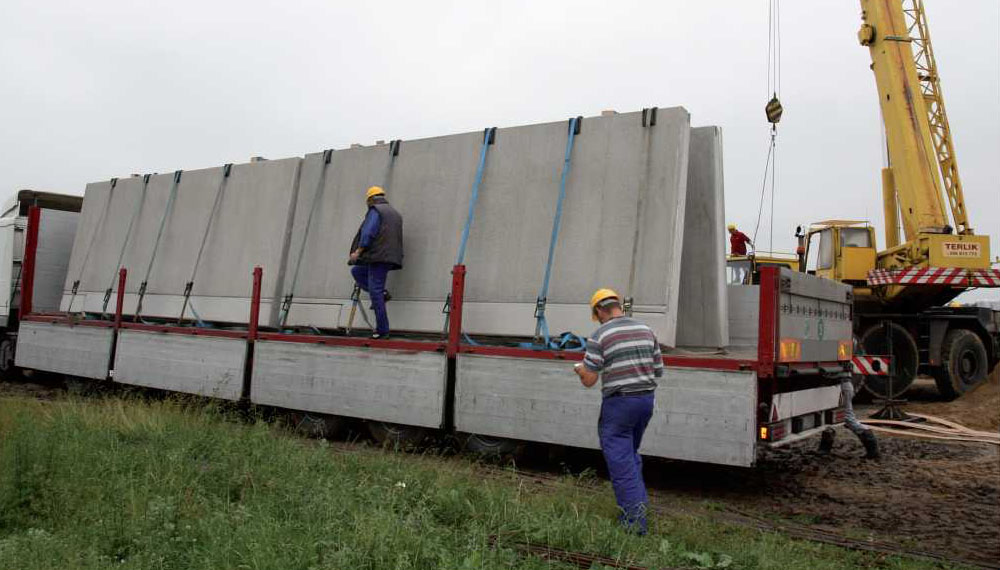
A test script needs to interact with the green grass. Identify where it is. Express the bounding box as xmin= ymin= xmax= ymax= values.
xmin=0 ymin=395 xmax=963 ymax=569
